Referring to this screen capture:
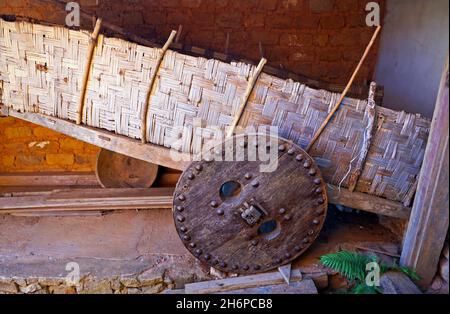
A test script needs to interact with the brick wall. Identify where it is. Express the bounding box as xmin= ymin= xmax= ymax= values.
xmin=0 ymin=117 xmax=99 ymax=172
xmin=0 ymin=0 xmax=385 ymax=172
